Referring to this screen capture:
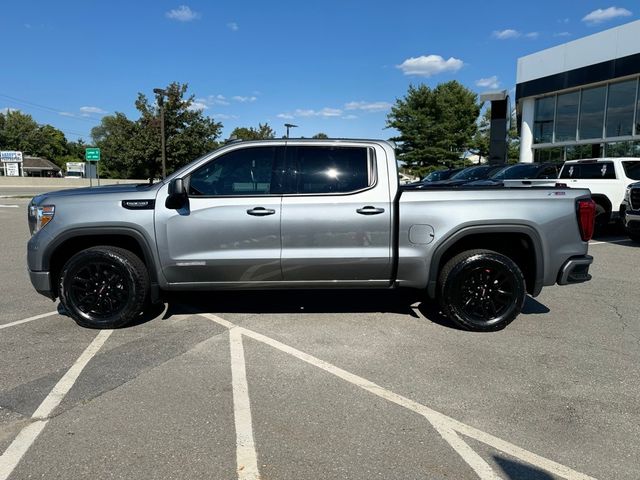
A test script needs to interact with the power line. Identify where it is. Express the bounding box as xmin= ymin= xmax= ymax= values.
xmin=0 ymin=93 xmax=104 ymax=124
